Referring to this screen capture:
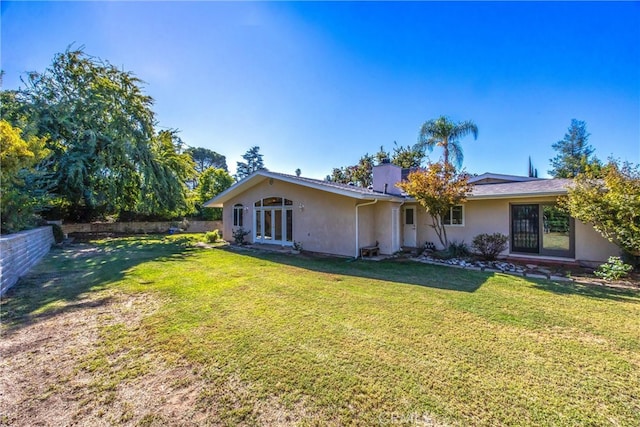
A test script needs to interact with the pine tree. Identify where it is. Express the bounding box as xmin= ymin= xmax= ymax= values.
xmin=549 ymin=119 xmax=597 ymax=178
xmin=235 ymin=146 xmax=265 ymax=180
xmin=528 ymin=156 xmax=538 ymax=178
